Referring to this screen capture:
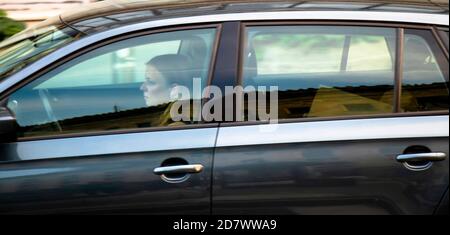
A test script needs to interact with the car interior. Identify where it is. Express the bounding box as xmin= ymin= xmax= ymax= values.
xmin=7 ymin=35 xmax=211 ymax=137
xmin=242 ymin=33 xmax=449 ymax=119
